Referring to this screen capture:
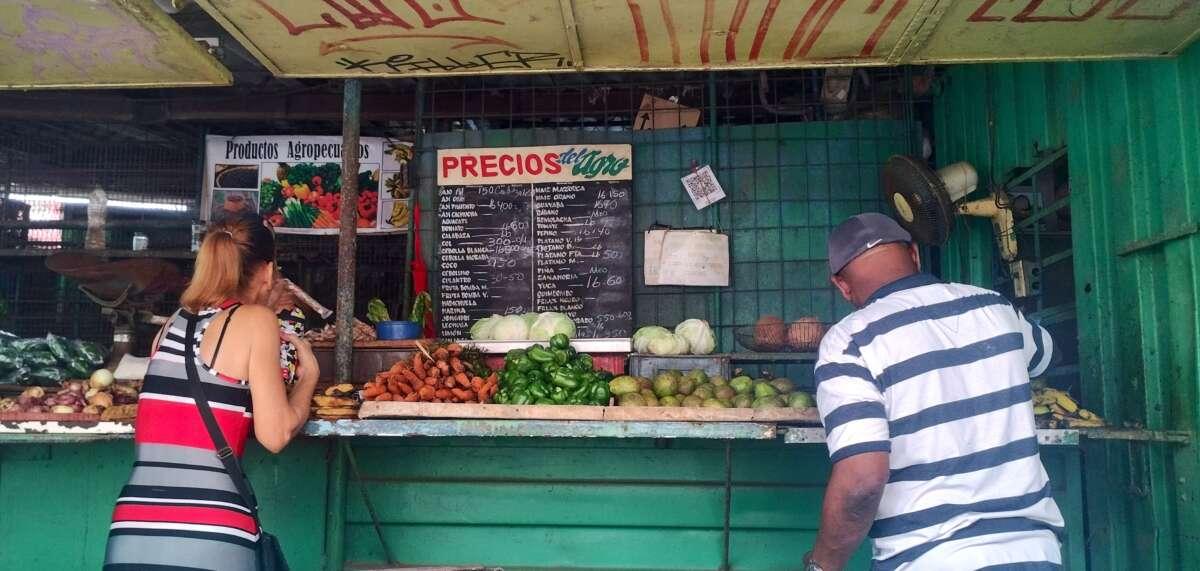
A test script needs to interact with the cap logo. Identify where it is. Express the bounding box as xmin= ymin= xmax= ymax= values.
xmin=866 ymin=239 xmax=882 ymax=248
